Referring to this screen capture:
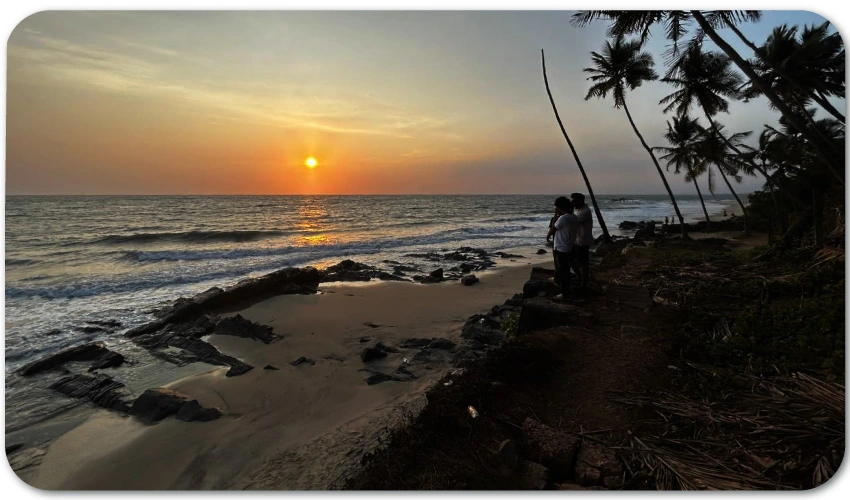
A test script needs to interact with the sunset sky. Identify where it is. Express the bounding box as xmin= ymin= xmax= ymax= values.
xmin=3 ymin=8 xmax=840 ymax=195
